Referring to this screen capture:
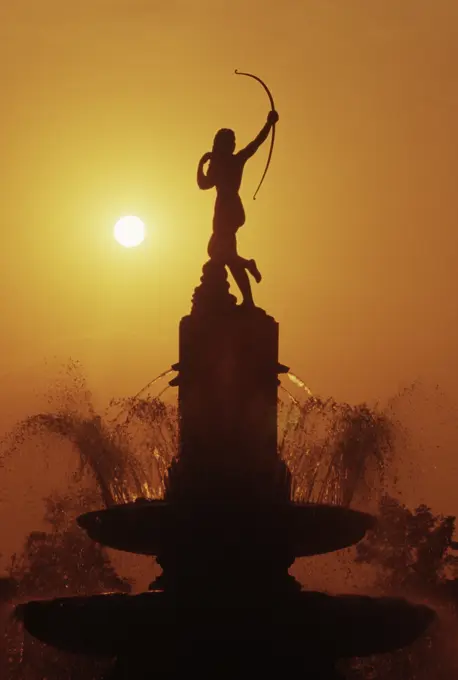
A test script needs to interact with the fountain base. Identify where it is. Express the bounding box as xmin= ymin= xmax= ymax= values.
xmin=17 ymin=589 xmax=434 ymax=678
xmin=17 ymin=499 xmax=435 ymax=678
xmin=15 ymin=292 xmax=437 ymax=677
